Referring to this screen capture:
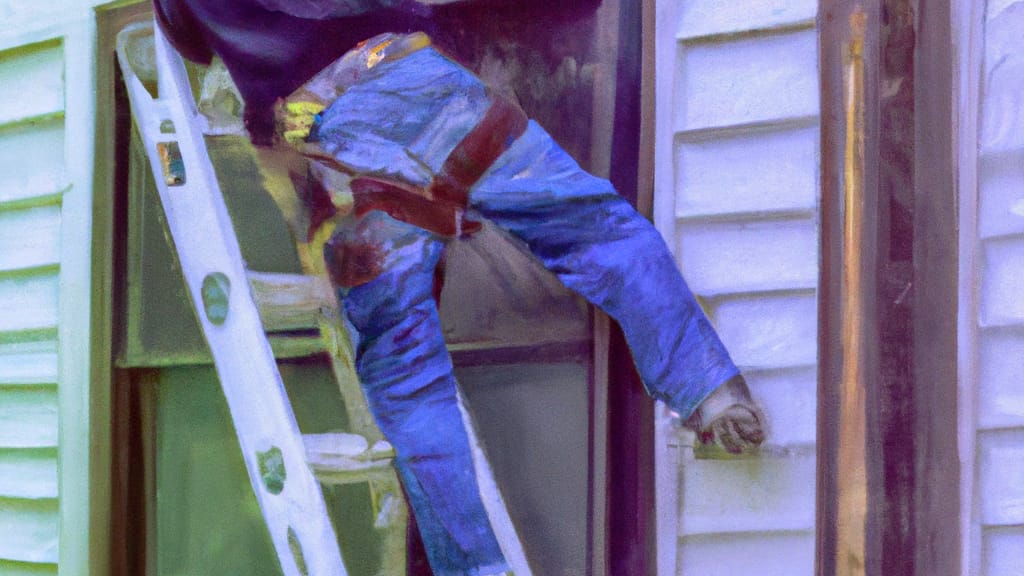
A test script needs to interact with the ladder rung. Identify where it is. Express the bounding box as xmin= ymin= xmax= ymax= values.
xmin=249 ymin=271 xmax=335 ymax=333
xmin=304 ymin=433 xmax=395 ymax=485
